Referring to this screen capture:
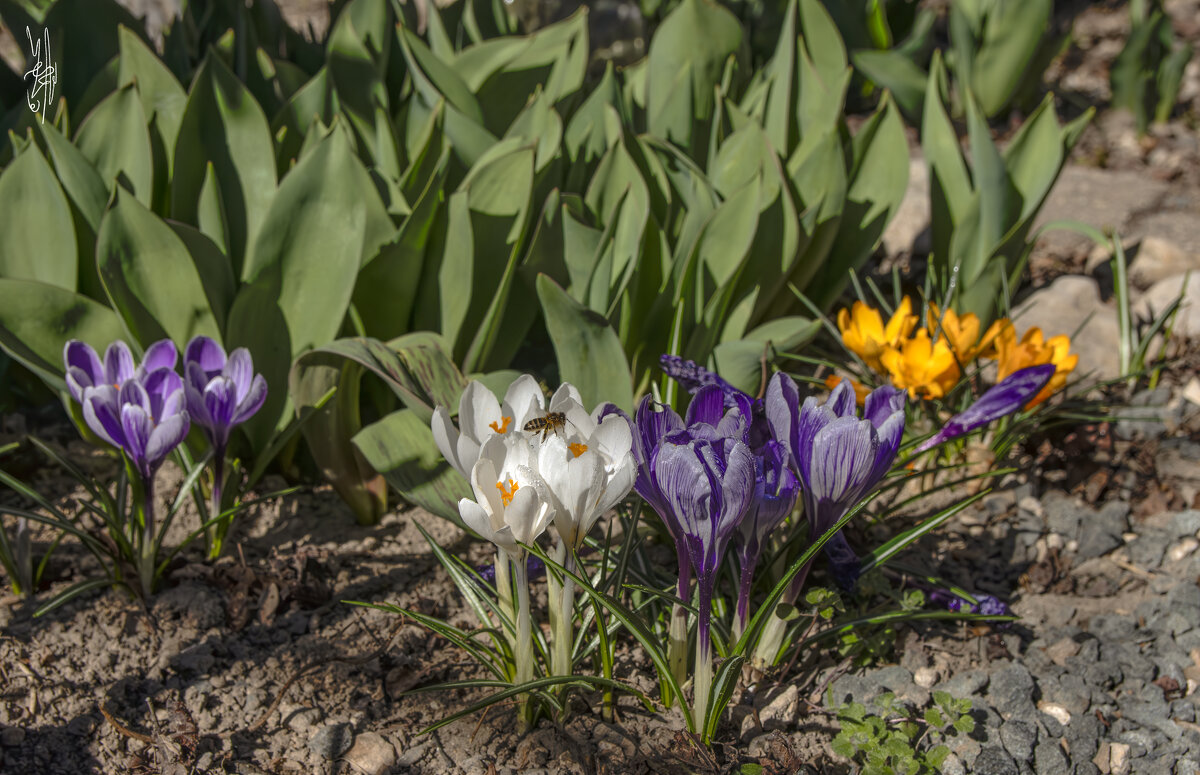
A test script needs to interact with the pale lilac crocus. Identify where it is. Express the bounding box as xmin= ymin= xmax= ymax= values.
xmin=183 ymin=336 xmax=267 ymax=553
